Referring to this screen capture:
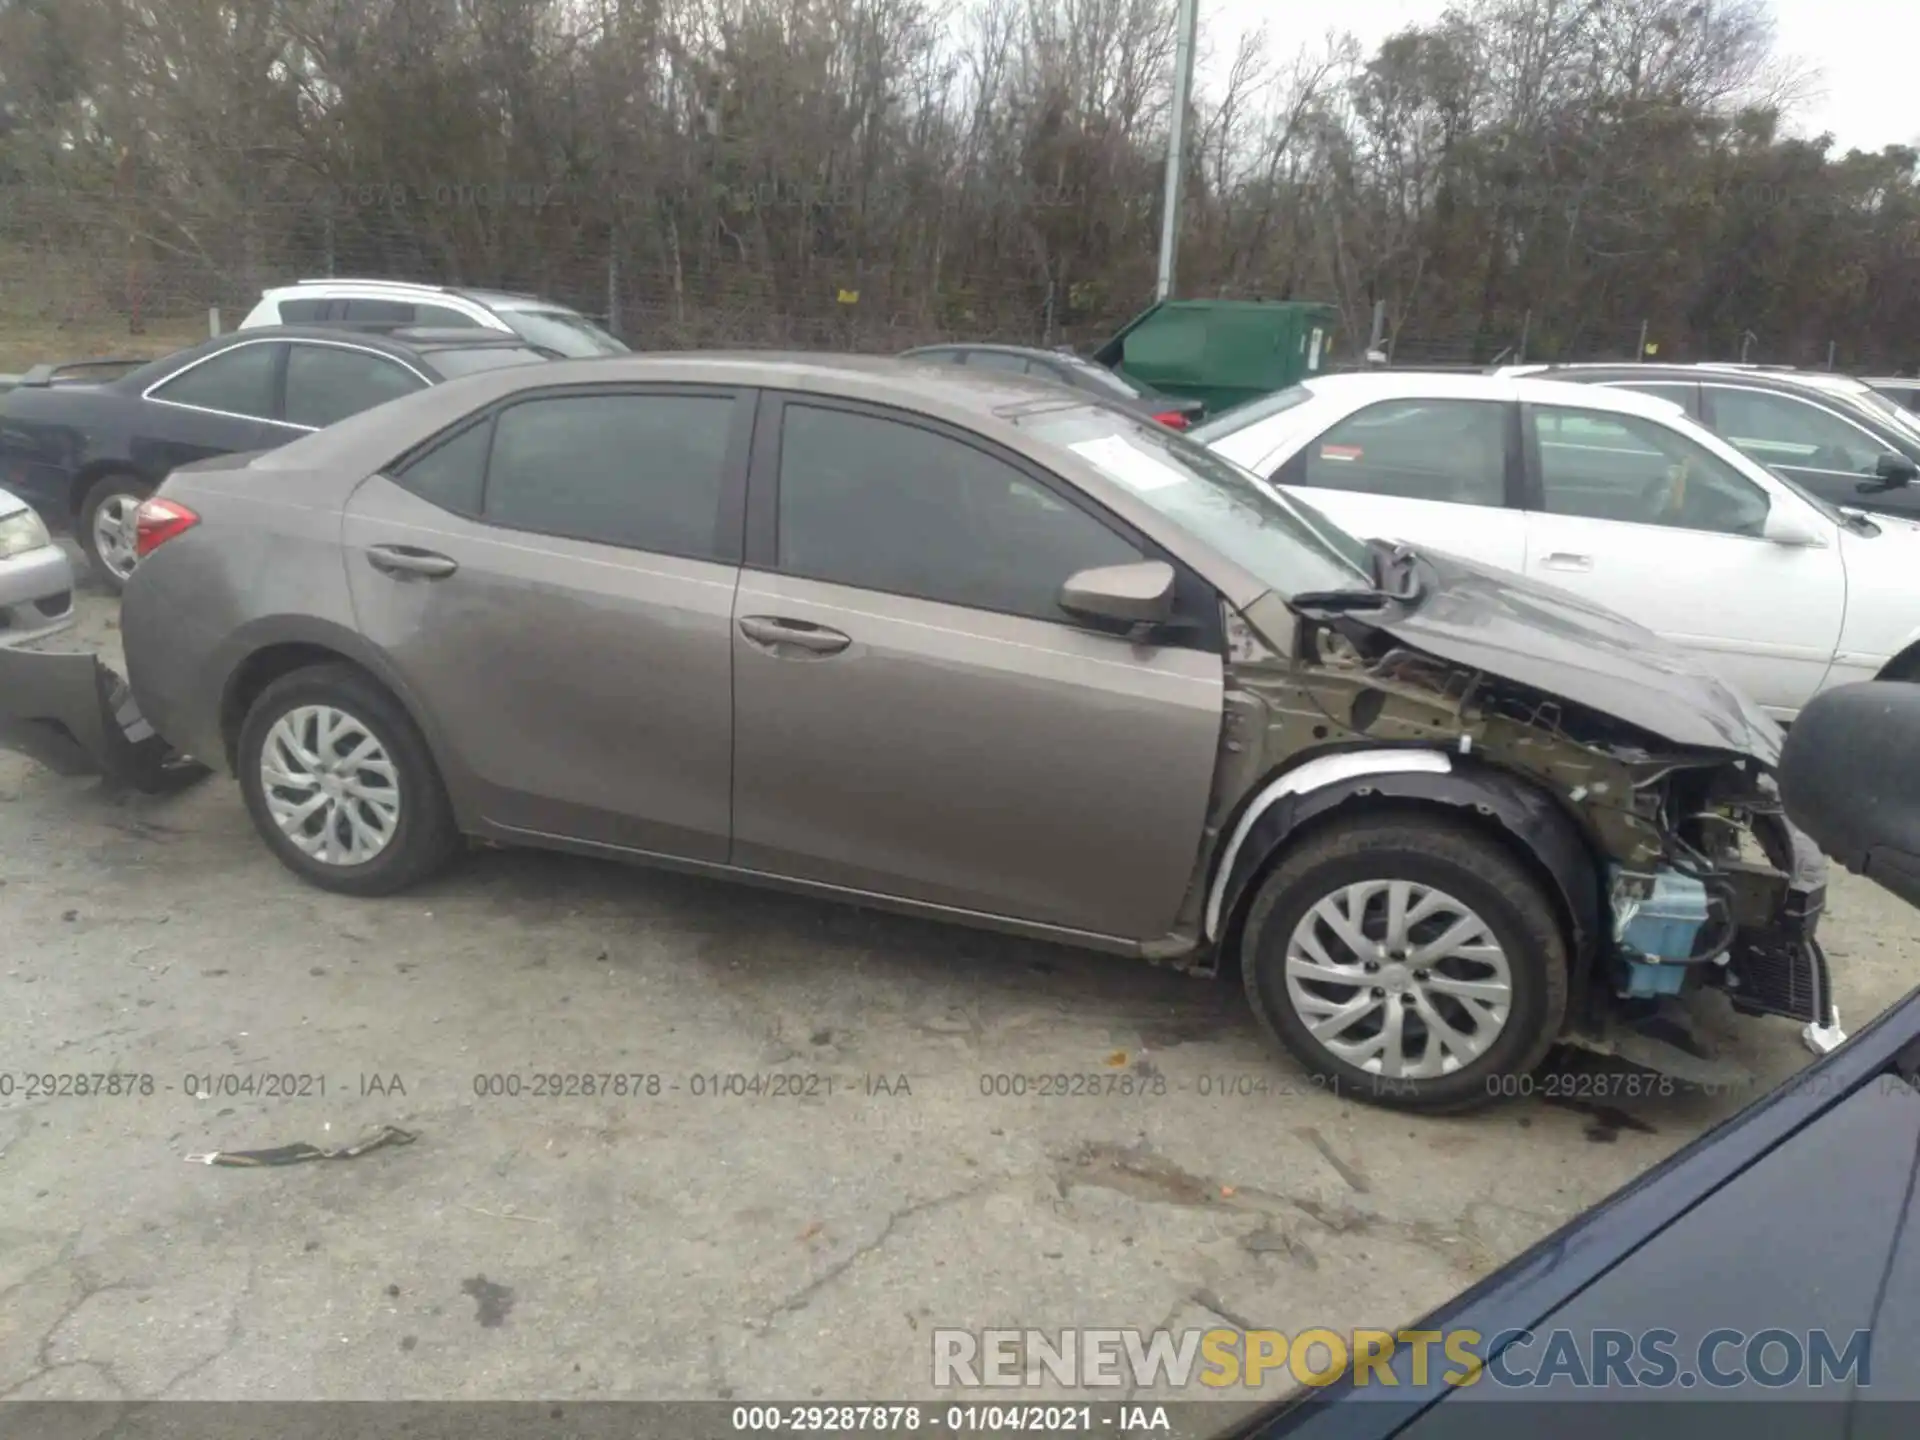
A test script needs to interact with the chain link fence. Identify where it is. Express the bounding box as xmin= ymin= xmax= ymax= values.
xmin=0 ymin=183 xmax=1882 ymax=374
